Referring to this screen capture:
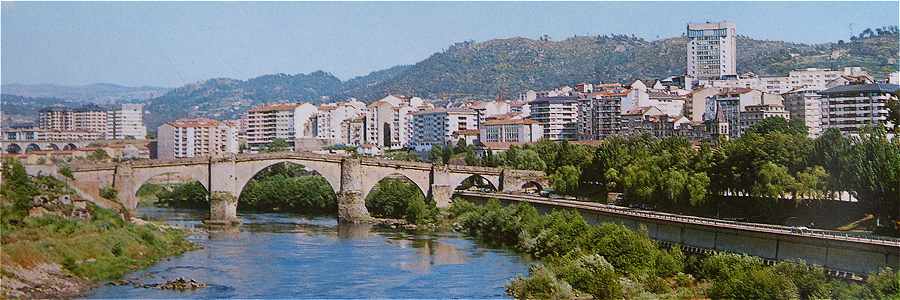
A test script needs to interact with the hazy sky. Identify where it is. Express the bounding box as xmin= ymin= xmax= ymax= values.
xmin=2 ymin=1 xmax=898 ymax=87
